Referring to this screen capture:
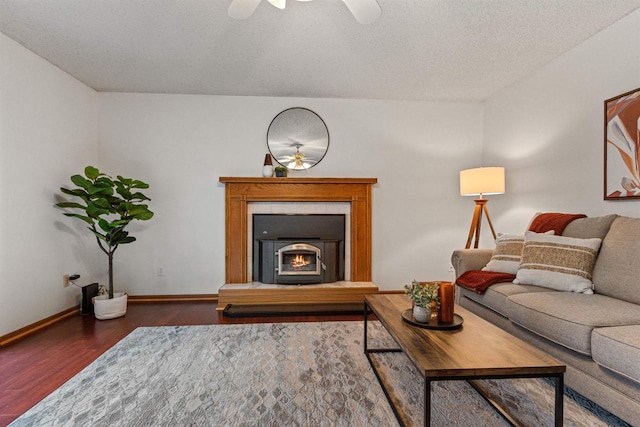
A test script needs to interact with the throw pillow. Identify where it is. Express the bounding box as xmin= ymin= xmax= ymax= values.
xmin=482 ymin=231 xmax=554 ymax=275
xmin=514 ymin=231 xmax=602 ymax=293
xmin=482 ymin=234 xmax=524 ymax=275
